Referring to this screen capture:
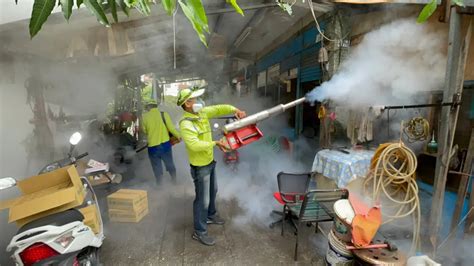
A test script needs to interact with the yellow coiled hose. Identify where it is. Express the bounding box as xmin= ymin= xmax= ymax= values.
xmin=364 ymin=142 xmax=421 ymax=254
xmin=403 ymin=117 xmax=430 ymax=143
